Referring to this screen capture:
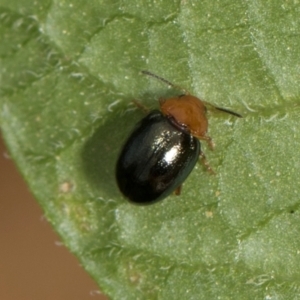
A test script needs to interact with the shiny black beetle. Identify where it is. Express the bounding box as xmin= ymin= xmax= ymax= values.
xmin=116 ymin=71 xmax=242 ymax=204
xmin=116 ymin=110 xmax=200 ymax=204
